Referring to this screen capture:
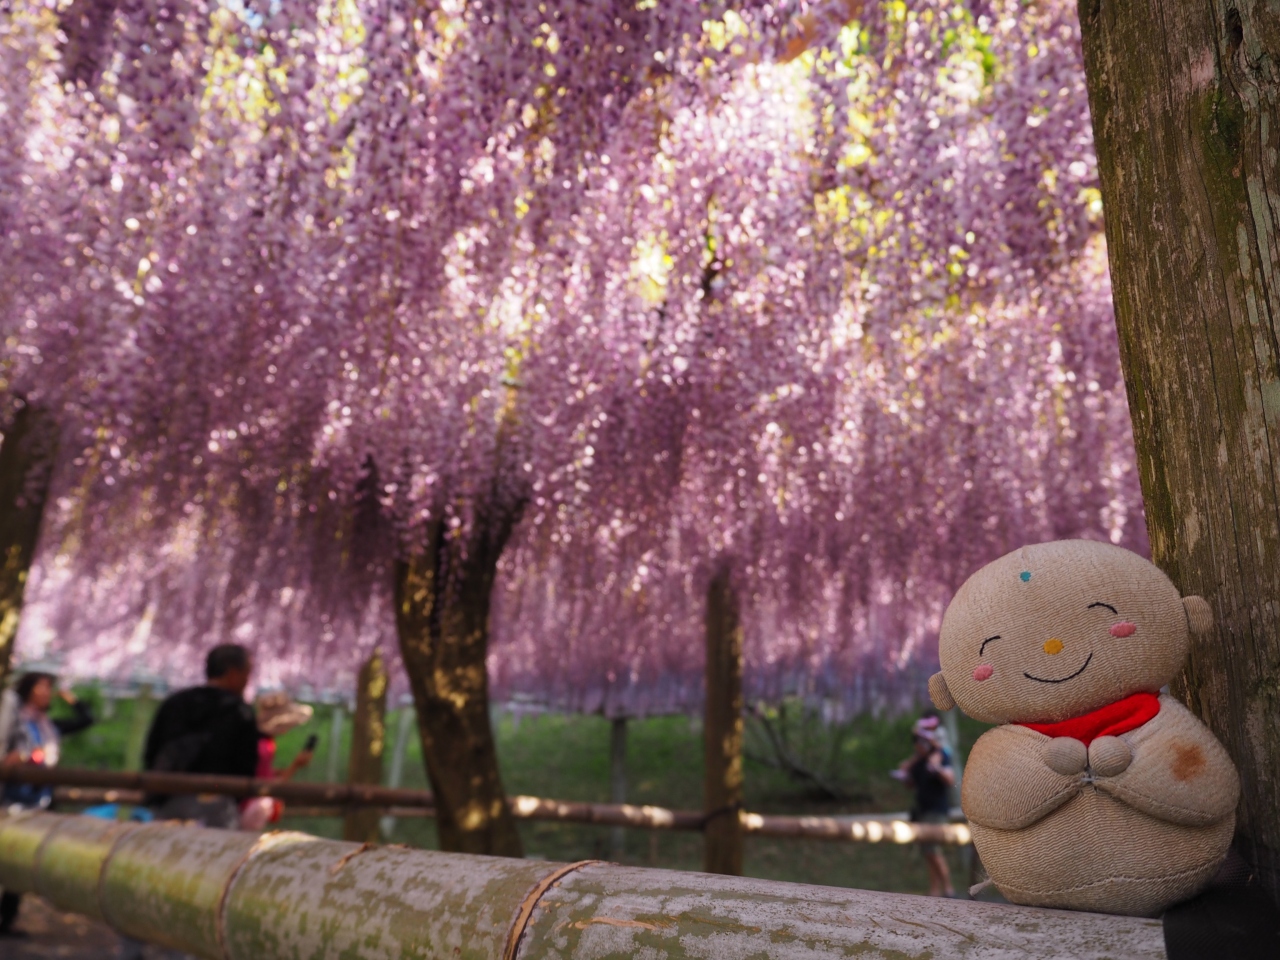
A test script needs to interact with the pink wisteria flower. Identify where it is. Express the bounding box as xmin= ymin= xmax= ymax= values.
xmin=2 ymin=0 xmax=1142 ymax=712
